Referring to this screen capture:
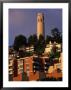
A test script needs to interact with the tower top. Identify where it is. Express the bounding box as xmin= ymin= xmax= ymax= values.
xmin=37 ymin=13 xmax=43 ymax=16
